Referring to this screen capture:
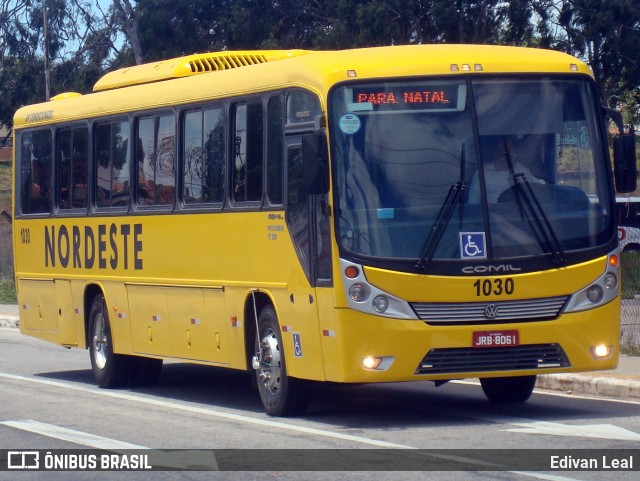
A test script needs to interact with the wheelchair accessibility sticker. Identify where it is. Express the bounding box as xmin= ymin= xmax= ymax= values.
xmin=293 ymin=333 xmax=303 ymax=358
xmin=460 ymin=232 xmax=487 ymax=259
